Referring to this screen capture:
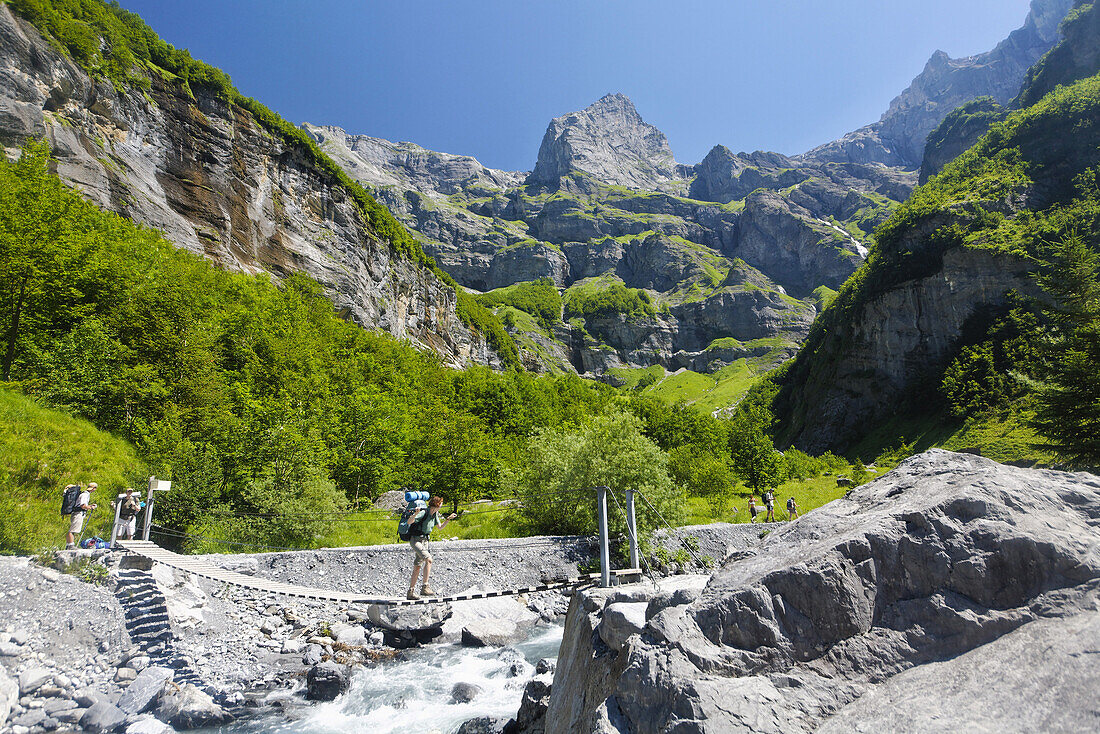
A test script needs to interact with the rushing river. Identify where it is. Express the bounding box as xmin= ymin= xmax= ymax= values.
xmin=211 ymin=623 xmax=563 ymax=734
